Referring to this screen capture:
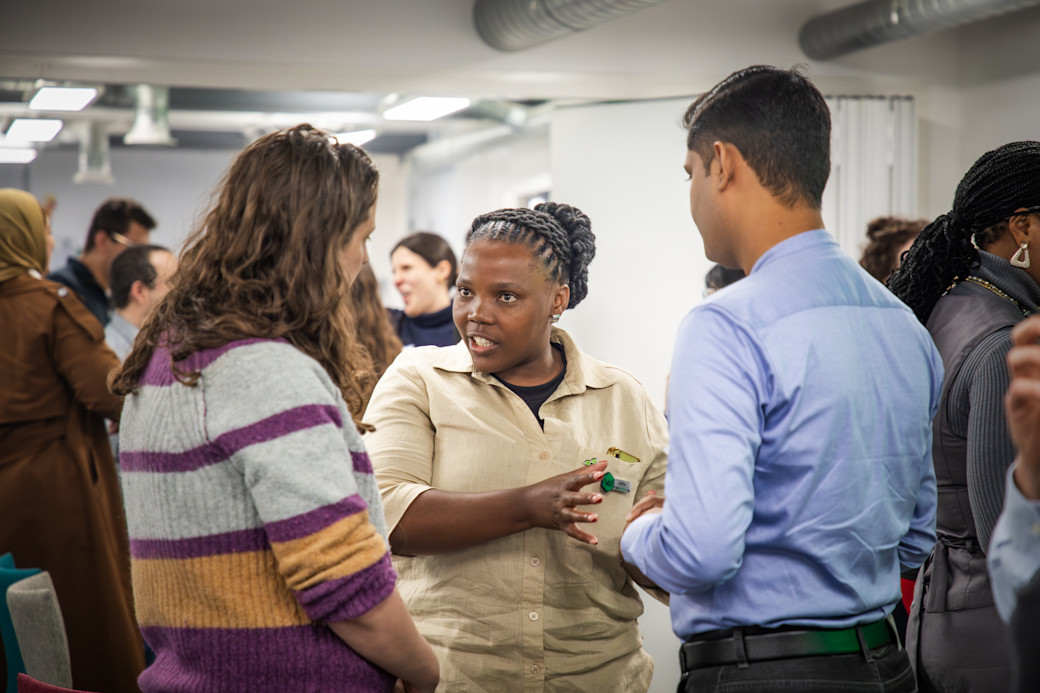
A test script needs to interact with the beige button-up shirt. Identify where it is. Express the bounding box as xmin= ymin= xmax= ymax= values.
xmin=365 ymin=328 xmax=668 ymax=692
